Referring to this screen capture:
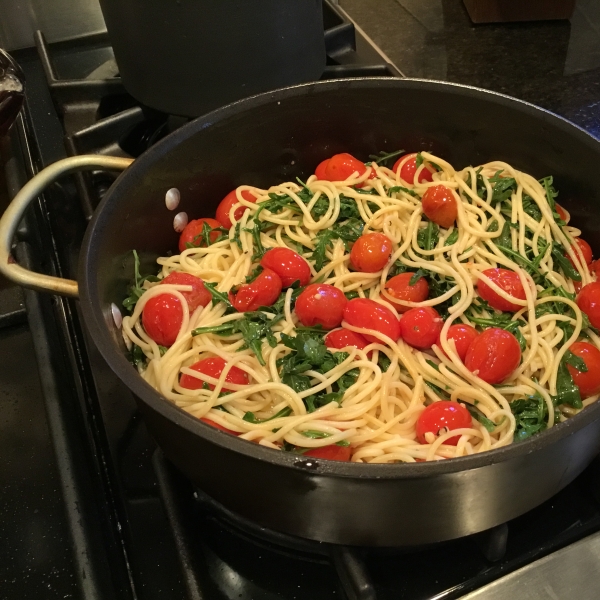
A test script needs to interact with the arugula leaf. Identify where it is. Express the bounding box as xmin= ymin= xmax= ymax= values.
xmin=122 ymin=250 xmax=161 ymax=312
xmin=245 ymin=265 xmax=263 ymax=283
xmin=189 ymin=221 xmax=229 ymax=248
xmin=387 ymin=260 xmax=409 ymax=279
xmin=465 ymin=166 xmax=486 ymax=200
xmin=243 ymin=407 xmax=293 ymax=424
xmin=312 ymin=218 xmax=364 ymax=271
xmin=243 ymin=222 xmax=266 ymax=261
xmin=339 ymin=194 xmax=362 ymax=219
xmin=388 ymin=185 xmax=418 ymax=198
xmin=129 ymin=344 xmax=147 ymax=370
xmin=465 ymin=404 xmax=496 ymax=432
xmin=378 ymin=354 xmax=391 ymax=372
xmin=551 ymin=242 xmax=582 ymax=282
xmin=416 ymin=152 xmax=424 ymax=168
xmin=444 ymin=229 xmax=459 ymax=246
xmin=489 ymin=170 xmax=517 ymax=203
xmin=521 ymin=194 xmax=542 ymax=222
xmin=410 ymin=268 xmax=428 ymax=286
xmin=564 ymin=349 xmax=588 ymax=373
xmin=344 ymin=290 xmax=360 ymax=300
xmin=305 ymin=392 xmax=344 ymax=412
xmin=232 ymin=222 xmax=243 ymax=250
xmin=553 ymin=358 xmax=583 ymax=408
xmin=466 ymin=310 xmax=527 ymax=352
xmin=510 ymin=393 xmax=554 ymax=441
xmin=203 ymin=282 xmax=234 ymax=310
xmin=368 ymin=149 xmax=405 ymax=166
xmin=417 ymin=221 xmax=440 ymax=253
xmin=300 ymin=430 xmax=333 ymax=439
